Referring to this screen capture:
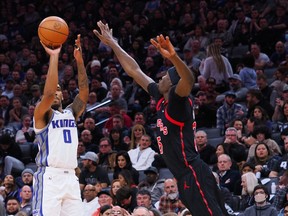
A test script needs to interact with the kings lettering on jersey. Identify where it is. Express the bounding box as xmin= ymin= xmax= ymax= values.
xmin=51 ymin=119 xmax=76 ymax=128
